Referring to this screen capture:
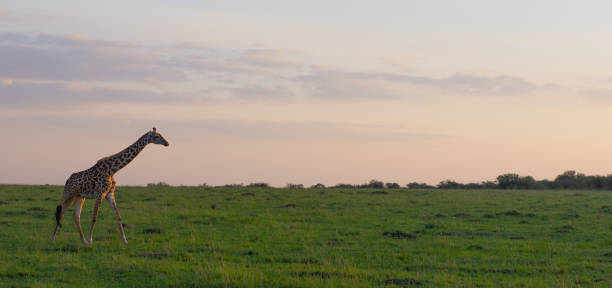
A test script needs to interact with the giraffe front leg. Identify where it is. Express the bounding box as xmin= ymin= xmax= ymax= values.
xmin=73 ymin=197 xmax=88 ymax=245
xmin=107 ymin=192 xmax=128 ymax=244
xmin=88 ymin=198 xmax=103 ymax=245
